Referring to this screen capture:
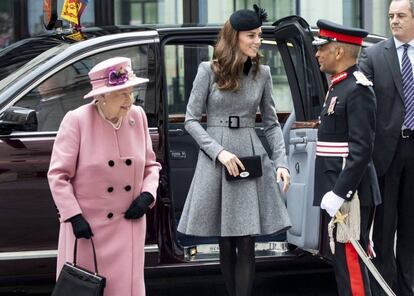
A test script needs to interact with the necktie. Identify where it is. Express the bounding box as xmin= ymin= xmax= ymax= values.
xmin=401 ymin=44 xmax=414 ymax=129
